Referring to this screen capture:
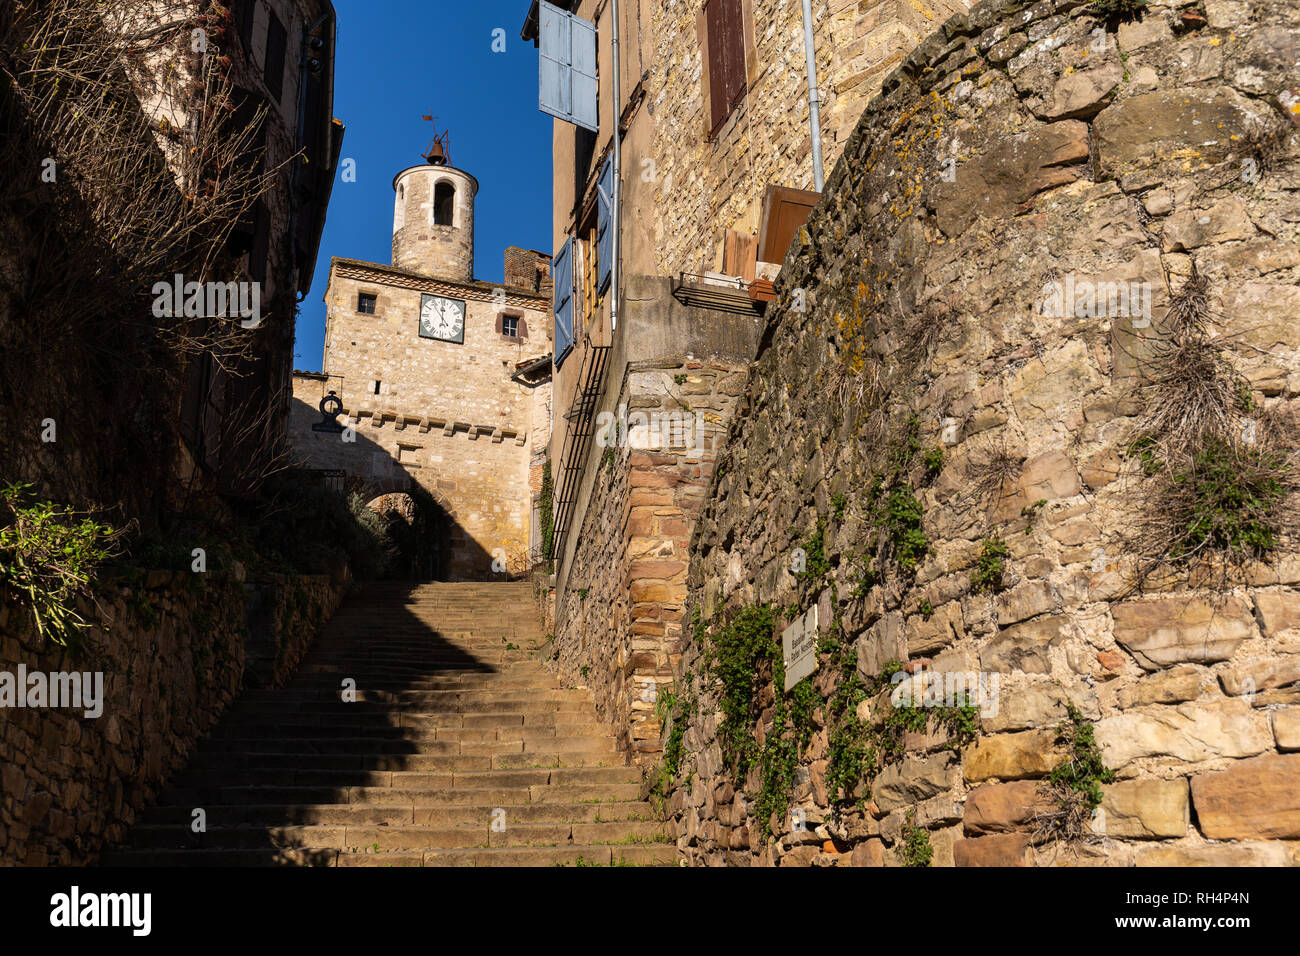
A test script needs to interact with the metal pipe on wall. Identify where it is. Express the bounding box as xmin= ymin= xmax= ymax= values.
xmin=610 ymin=0 xmax=622 ymax=331
xmin=801 ymin=0 xmax=824 ymax=192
